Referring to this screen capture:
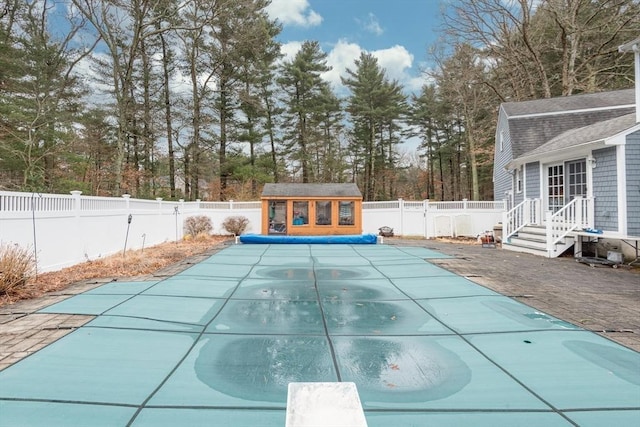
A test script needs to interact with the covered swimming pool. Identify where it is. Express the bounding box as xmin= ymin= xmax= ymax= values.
xmin=0 ymin=243 xmax=638 ymax=426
